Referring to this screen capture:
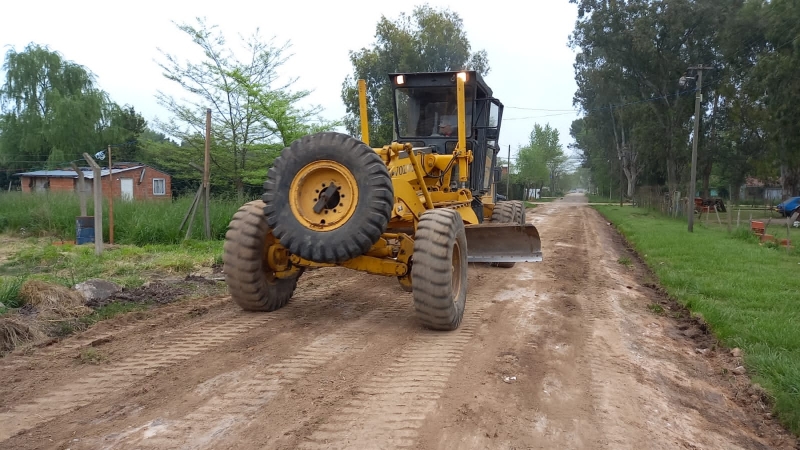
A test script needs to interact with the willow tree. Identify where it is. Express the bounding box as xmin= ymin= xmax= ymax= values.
xmin=0 ymin=44 xmax=109 ymax=170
